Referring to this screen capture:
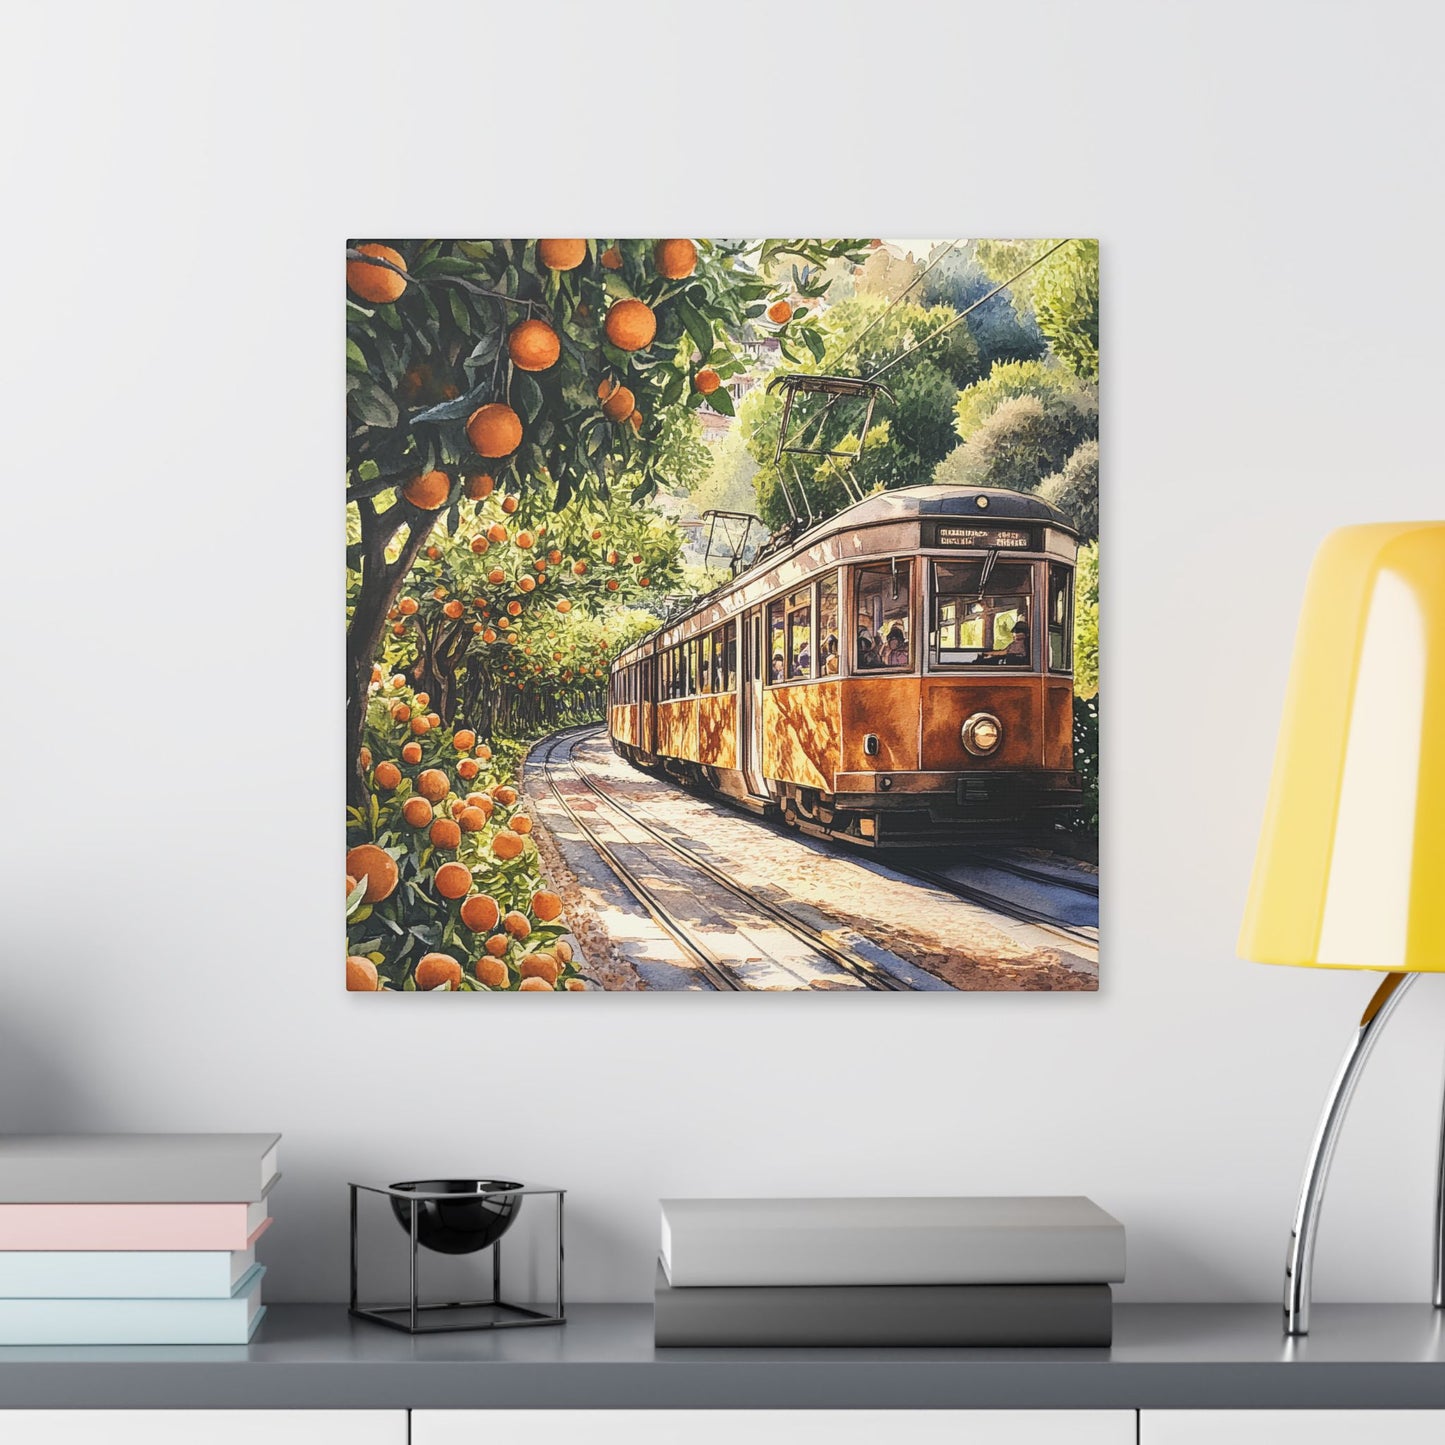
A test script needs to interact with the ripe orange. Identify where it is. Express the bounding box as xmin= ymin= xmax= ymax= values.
xmin=501 ymin=495 xmax=519 ymax=515
xmin=606 ymin=549 xmax=620 ymax=564
xmin=518 ymin=576 xmax=535 ymax=592
xmin=534 ymin=559 xmax=548 ymax=573
xmin=430 ymin=817 xmax=462 ymax=849
xmin=434 ymin=862 xmax=472 ymax=900
xmin=564 ymin=978 xmax=587 ymax=991
xmin=373 ymin=761 xmax=402 ymax=791
xmin=398 ymin=597 xmax=419 ymax=616
xmin=402 ymin=797 xmax=433 ymax=828
xmin=466 ymin=473 xmax=495 ymax=500
xmin=345 ymin=844 xmax=398 ymax=903
xmin=470 ymin=537 xmax=489 ymax=554
xmin=695 ymin=367 xmax=720 ymax=395
xmin=358 ymin=746 xmax=372 ymax=769
xmin=482 ymin=628 xmax=497 ymax=643
xmin=497 ymin=617 xmax=510 ymax=630
xmin=450 ymin=800 xmax=467 ymax=818
xmin=452 ymin=729 xmax=476 ymax=751
xmin=554 ymin=939 xmax=574 ymax=964
xmin=492 ymin=831 xmax=525 ymax=861
xmin=409 ymin=716 xmax=430 ymax=735
xmin=503 ymin=911 xmax=532 ymax=940
xmin=457 ymin=759 xmax=478 ymax=784
xmin=486 ymin=568 xmax=506 ymax=585
xmin=508 ymin=318 xmax=561 ymax=372
xmin=347 ymin=243 xmax=407 ymax=303
xmin=511 ymin=814 xmax=533 ymax=835
xmin=443 ymin=599 xmax=463 ymax=619
xmin=556 ymin=599 xmax=573 ymax=613
xmin=415 ymin=692 xmax=430 ymax=706
xmin=415 ymin=953 xmax=463 ymax=990
xmin=639 ymin=578 xmax=650 ymax=587
xmin=537 ymin=239 xmax=587 ymax=270
xmin=493 ymin=785 xmax=518 ymax=806
xmin=572 ymin=561 xmax=587 ymax=575
xmin=401 ymin=741 xmax=423 ymax=764
xmin=426 ymin=546 xmax=440 ymax=560
xmin=488 ymin=523 xmax=508 ymax=543
xmin=519 ymin=976 xmax=552 ymax=991
xmin=600 ymin=245 xmax=623 ymax=270
xmin=604 ymin=299 xmax=656 ymax=352
xmin=417 ymin=768 xmax=450 ymax=803
xmin=403 ymin=470 xmax=450 ymax=510
xmin=392 ymin=621 xmax=405 ymax=633
xmin=474 ymin=954 xmax=509 ymax=988
xmin=767 ymin=299 xmax=793 ymax=324
xmin=629 ymin=409 xmax=642 ymax=432
xmin=484 ymin=934 xmax=510 ymax=958
xmin=391 ymin=701 xmax=411 ymax=723
xmin=605 ymin=579 xmax=619 ymax=592
xmin=476 ymin=744 xmax=493 ymax=760
xmin=346 ymin=955 xmax=380 ymax=991
xmin=532 ymin=890 xmax=564 ymax=921
xmin=601 ymin=384 xmax=635 ymax=422
xmin=520 ymin=951 xmax=559 ymax=985
xmin=466 ymin=403 xmax=523 ymax=458
xmin=426 ymin=712 xmax=441 ymax=728
xmin=507 ymin=601 xmax=522 ymax=616
xmin=458 ymin=805 xmax=488 ymax=832
xmin=515 ymin=529 xmax=535 ymax=549
xmin=371 ymin=666 xmax=383 ymax=682
xmin=547 ymin=549 xmax=562 ymax=564
xmin=654 ymin=239 xmax=697 ymax=279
